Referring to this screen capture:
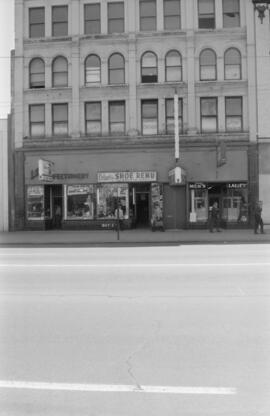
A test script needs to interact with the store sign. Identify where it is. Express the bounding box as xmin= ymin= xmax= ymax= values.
xmin=228 ymin=183 xmax=247 ymax=189
xmin=189 ymin=183 xmax=207 ymax=189
xmin=39 ymin=159 xmax=54 ymax=182
xmin=67 ymin=185 xmax=93 ymax=195
xmin=168 ymin=167 xmax=186 ymax=186
xmin=97 ymin=171 xmax=157 ymax=183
